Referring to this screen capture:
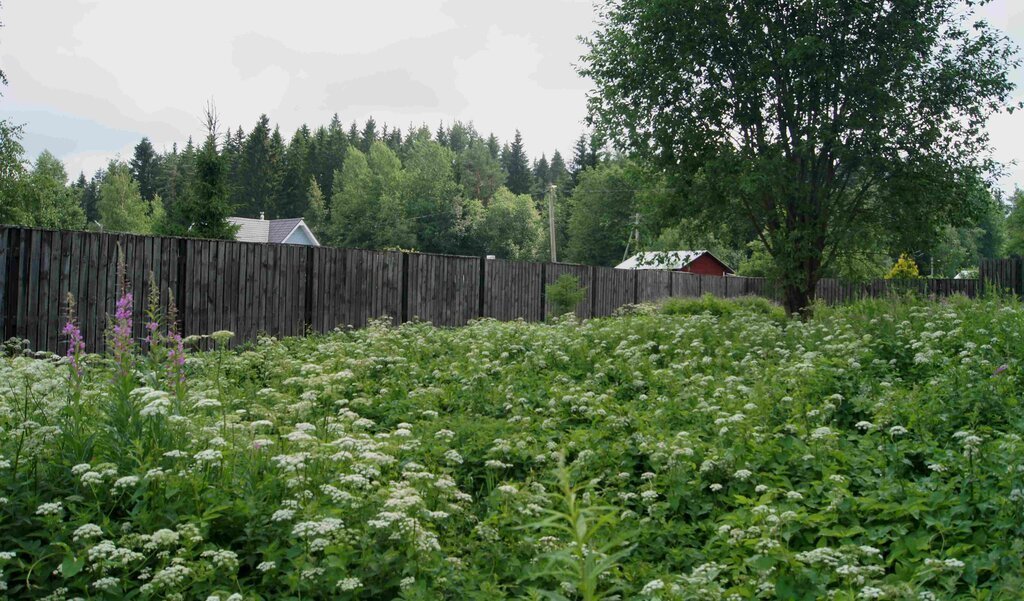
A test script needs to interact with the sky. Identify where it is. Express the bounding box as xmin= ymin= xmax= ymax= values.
xmin=1 ymin=0 xmax=1022 ymax=193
